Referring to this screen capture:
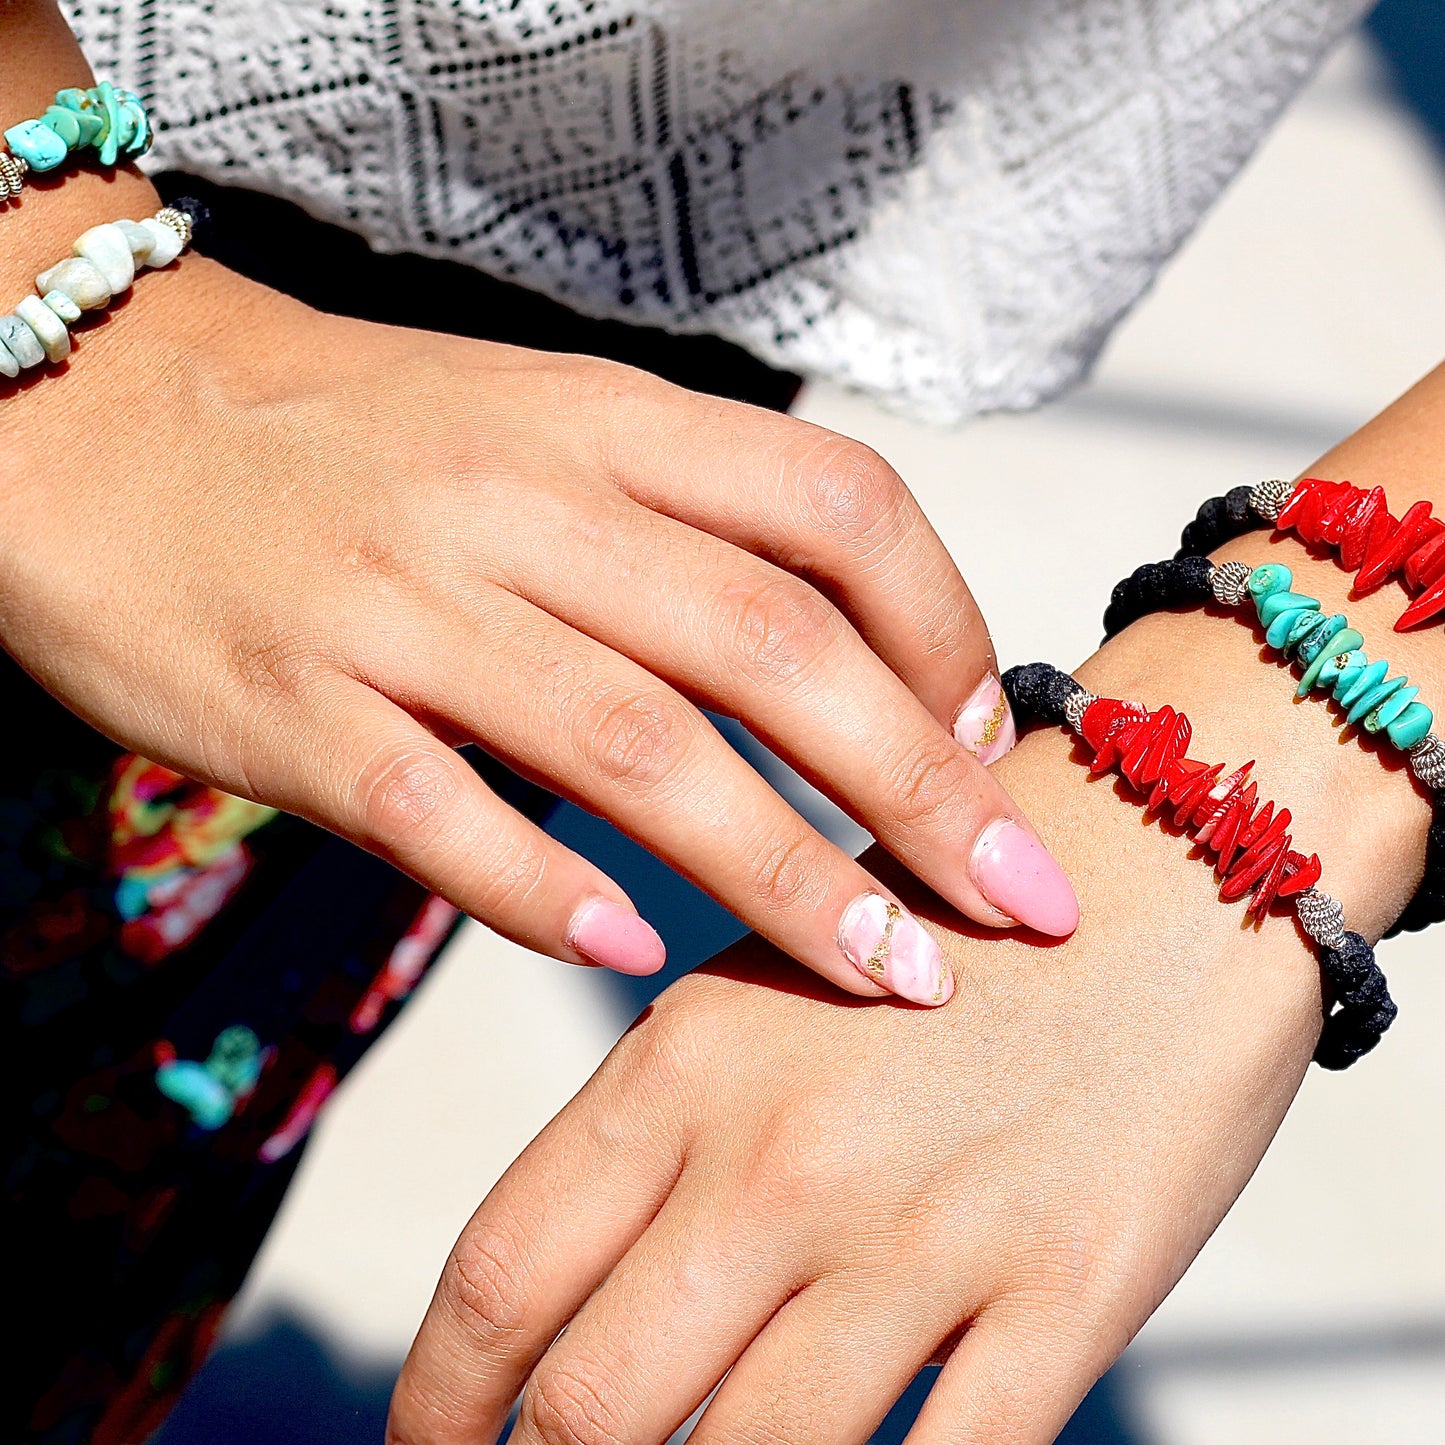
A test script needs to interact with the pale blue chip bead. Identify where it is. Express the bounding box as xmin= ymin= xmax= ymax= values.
xmin=1336 ymin=658 xmax=1390 ymax=709
xmin=0 ymin=313 xmax=44 ymax=368
xmin=136 ymin=216 xmax=183 ymax=269
xmin=1346 ymin=673 xmax=1406 ymax=726
xmin=41 ymin=289 xmax=81 ymax=325
xmin=1298 ymin=631 xmax=1365 ymax=695
xmin=3 ymin=117 xmax=68 ymax=171
xmin=1386 ymin=701 xmax=1435 ymax=750
xmin=1366 ymin=685 xmax=1421 ymax=734
xmin=1259 ymin=590 xmax=1320 ymax=628
xmin=15 ymin=295 xmax=69 ymax=363
xmin=0 ymin=337 xmax=18 ymax=379
xmin=73 ymin=223 xmax=135 ymax=293
xmin=114 ymin=218 xmax=156 ymax=263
